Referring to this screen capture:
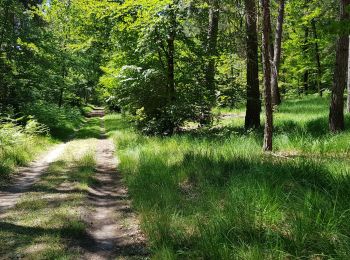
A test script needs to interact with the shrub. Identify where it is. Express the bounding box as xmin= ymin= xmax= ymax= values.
xmin=22 ymin=102 xmax=82 ymax=139
xmin=113 ymin=66 xmax=206 ymax=135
